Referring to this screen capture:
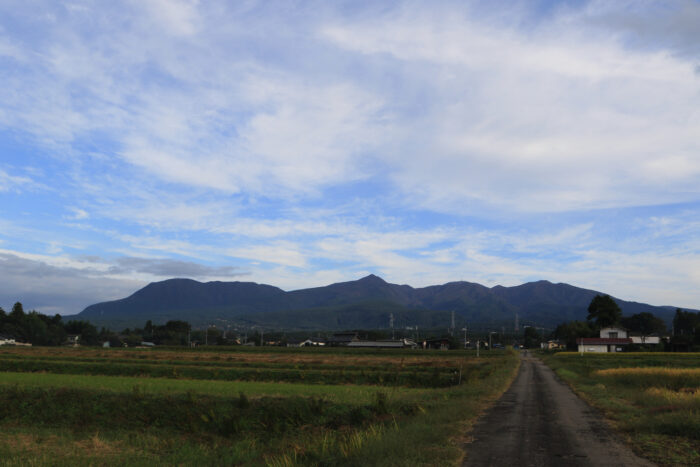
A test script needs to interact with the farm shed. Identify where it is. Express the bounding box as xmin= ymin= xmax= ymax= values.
xmin=423 ymin=338 xmax=450 ymax=350
xmin=347 ymin=339 xmax=417 ymax=349
xmin=327 ymin=332 xmax=359 ymax=346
